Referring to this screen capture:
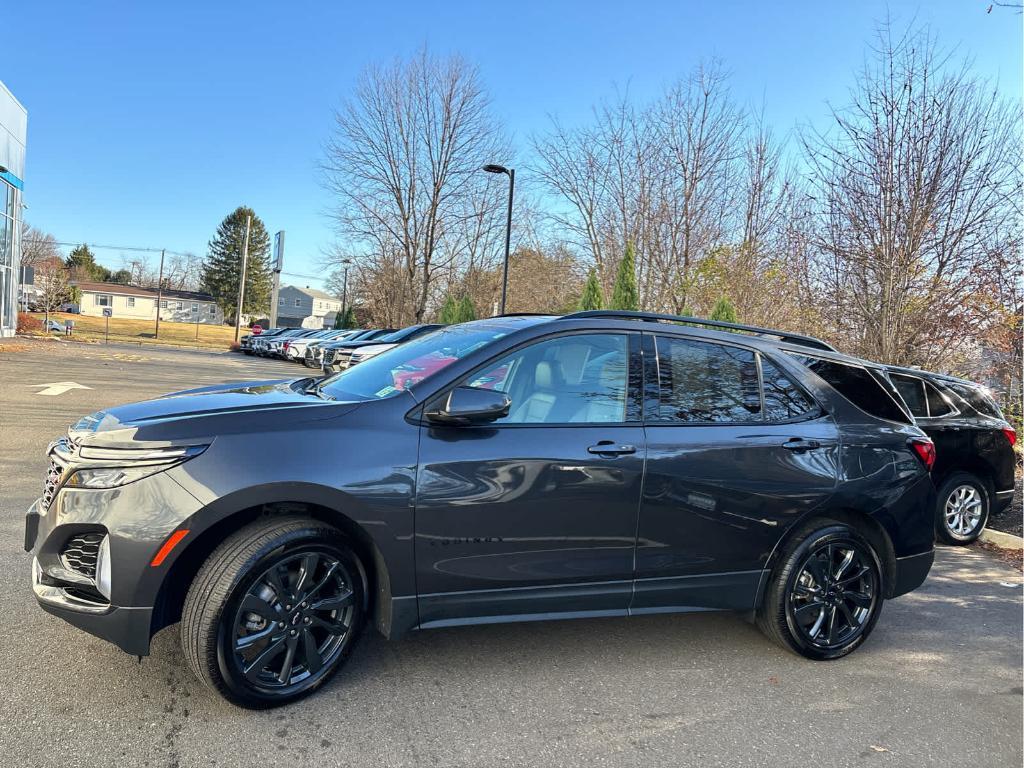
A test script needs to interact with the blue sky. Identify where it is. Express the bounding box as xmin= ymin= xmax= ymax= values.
xmin=4 ymin=1 xmax=1021 ymax=289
